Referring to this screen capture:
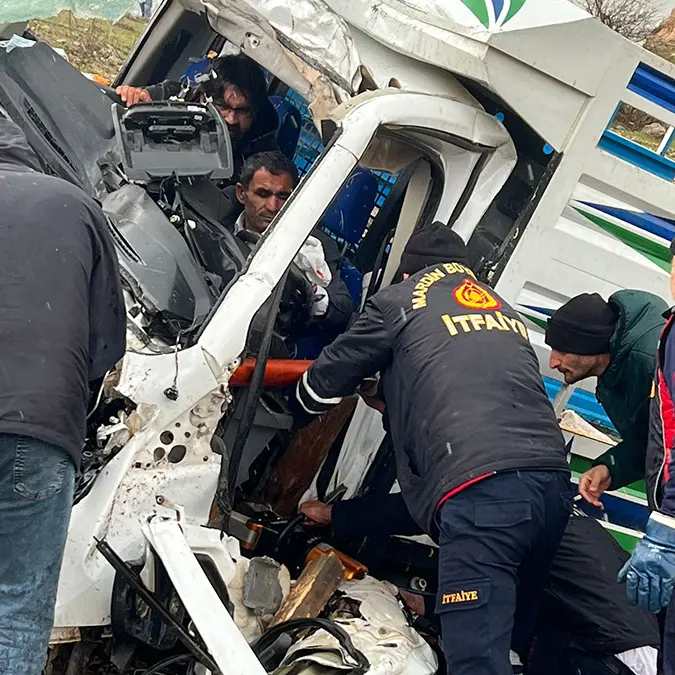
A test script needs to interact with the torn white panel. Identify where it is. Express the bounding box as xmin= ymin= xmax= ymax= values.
xmin=143 ymin=517 xmax=267 ymax=674
xmin=349 ymin=26 xmax=479 ymax=106
xmin=1 ymin=0 xmax=139 ymax=22
xmin=302 ymin=399 xmax=386 ymax=503
xmin=319 ymin=0 xmax=611 ymax=150
xmin=196 ymin=0 xmax=312 ymax=99
xmin=242 ymin=0 xmax=361 ymax=92
xmin=450 ymin=133 xmax=517 ymax=241
xmin=616 ymin=646 xmax=658 ymax=675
